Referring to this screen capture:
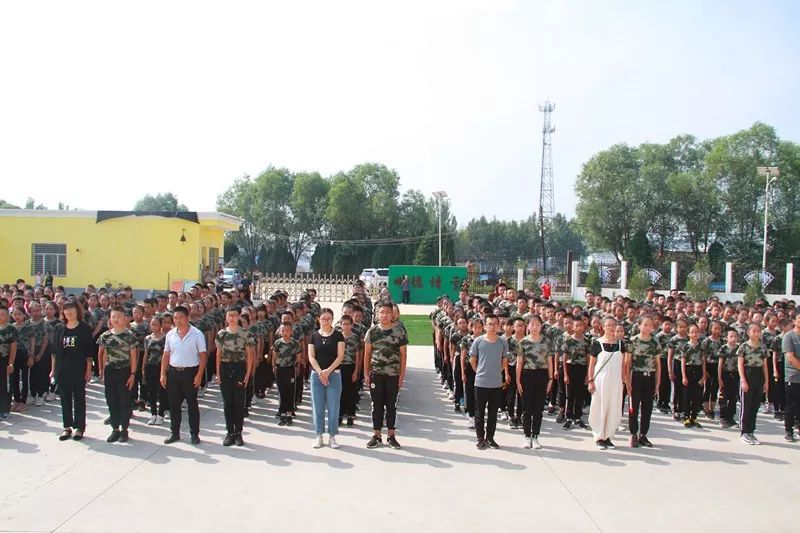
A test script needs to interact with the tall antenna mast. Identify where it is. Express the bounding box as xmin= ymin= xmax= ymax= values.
xmin=538 ymin=99 xmax=555 ymax=276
